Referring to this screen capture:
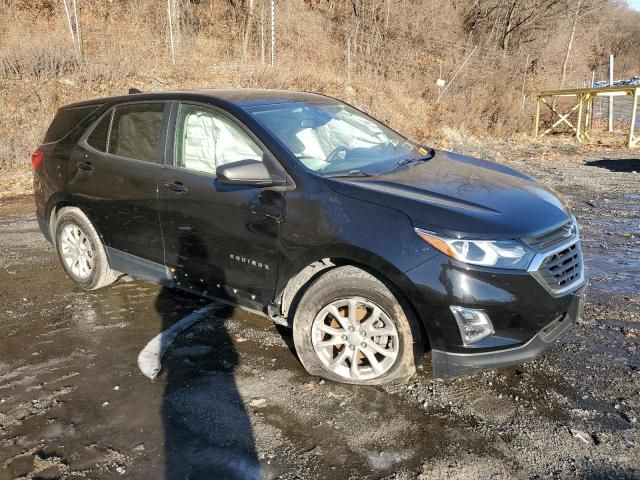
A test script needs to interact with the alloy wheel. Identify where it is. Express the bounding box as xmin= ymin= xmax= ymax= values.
xmin=60 ymin=223 xmax=94 ymax=280
xmin=311 ymin=297 xmax=400 ymax=381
